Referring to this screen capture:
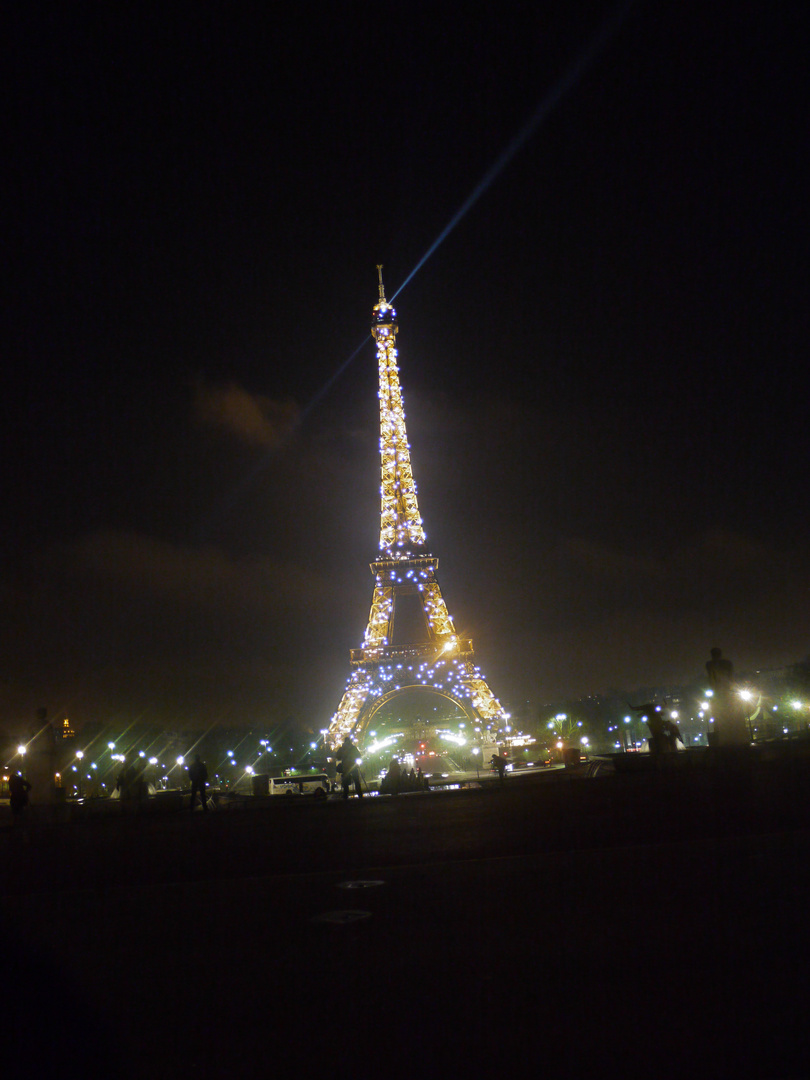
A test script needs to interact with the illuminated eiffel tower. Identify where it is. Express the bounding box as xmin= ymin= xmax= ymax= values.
xmin=326 ymin=268 xmax=507 ymax=750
